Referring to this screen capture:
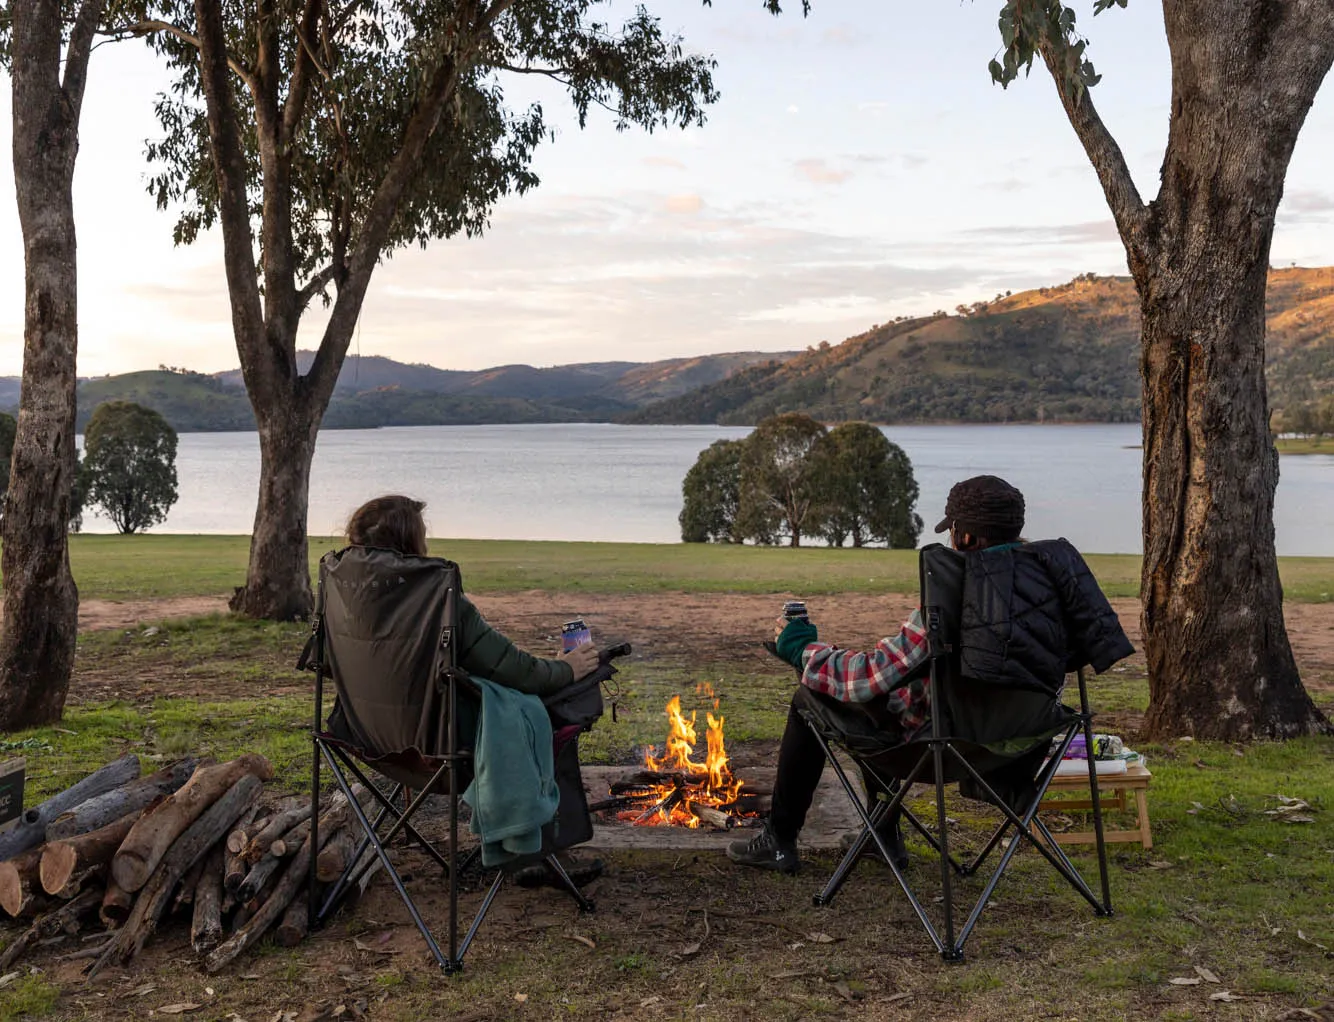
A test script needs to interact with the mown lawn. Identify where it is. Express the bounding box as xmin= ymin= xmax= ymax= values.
xmin=1 ymin=613 xmax=1329 ymax=1020
xmin=15 ymin=534 xmax=1334 ymax=602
